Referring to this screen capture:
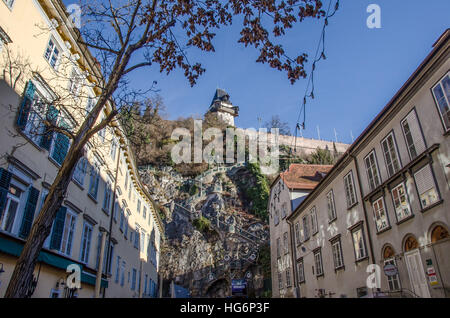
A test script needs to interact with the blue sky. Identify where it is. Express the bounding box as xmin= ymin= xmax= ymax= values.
xmin=74 ymin=0 xmax=450 ymax=144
